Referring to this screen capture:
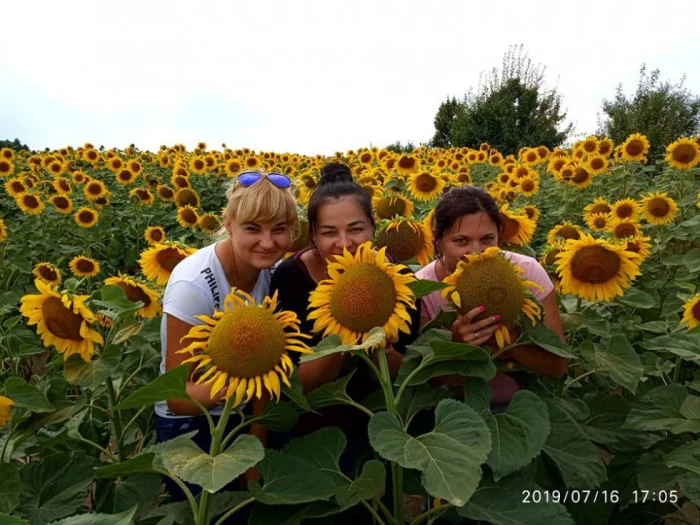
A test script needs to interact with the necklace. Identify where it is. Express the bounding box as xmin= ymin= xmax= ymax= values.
xmin=229 ymin=238 xmax=238 ymax=289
